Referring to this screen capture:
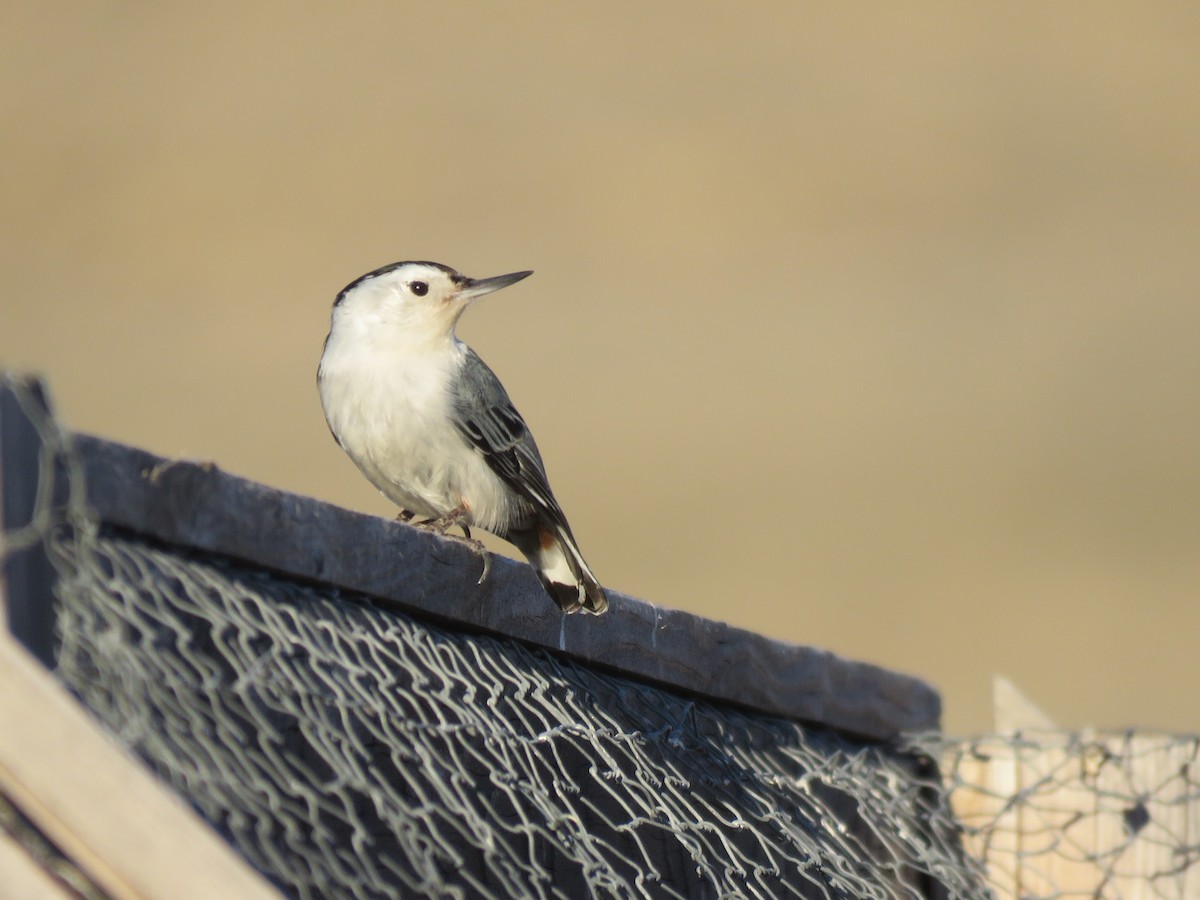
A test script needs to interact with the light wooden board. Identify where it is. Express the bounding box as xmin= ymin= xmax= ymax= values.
xmin=0 ymin=627 xmax=280 ymax=900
